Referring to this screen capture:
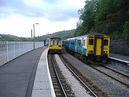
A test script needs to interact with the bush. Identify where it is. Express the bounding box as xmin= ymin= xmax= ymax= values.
xmin=123 ymin=21 xmax=129 ymax=40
